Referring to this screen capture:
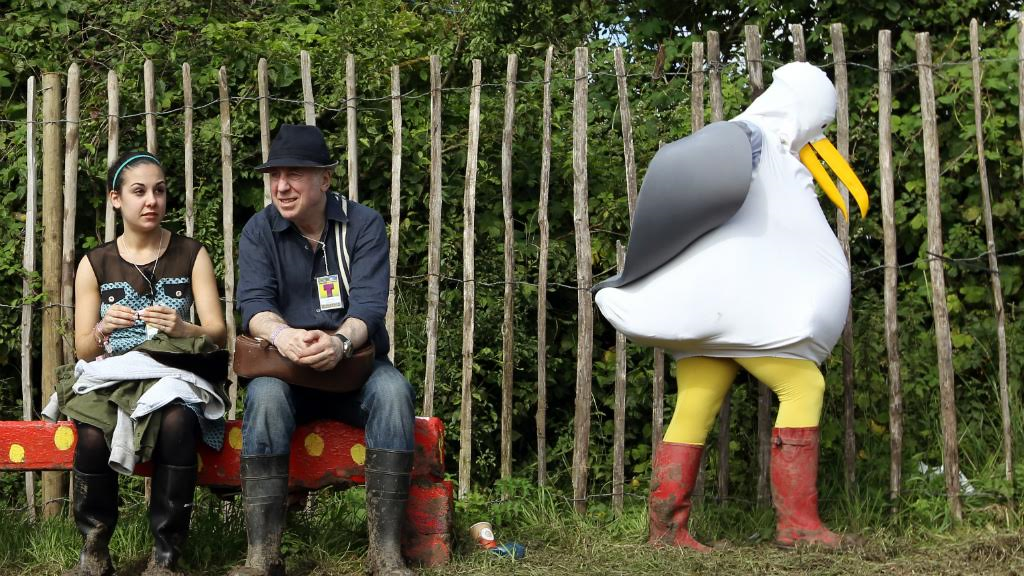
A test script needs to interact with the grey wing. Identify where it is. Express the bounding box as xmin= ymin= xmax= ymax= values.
xmin=594 ymin=121 xmax=753 ymax=292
